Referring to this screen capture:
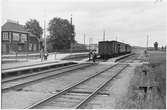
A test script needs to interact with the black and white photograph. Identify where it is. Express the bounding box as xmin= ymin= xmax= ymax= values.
xmin=1 ymin=0 xmax=166 ymax=109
